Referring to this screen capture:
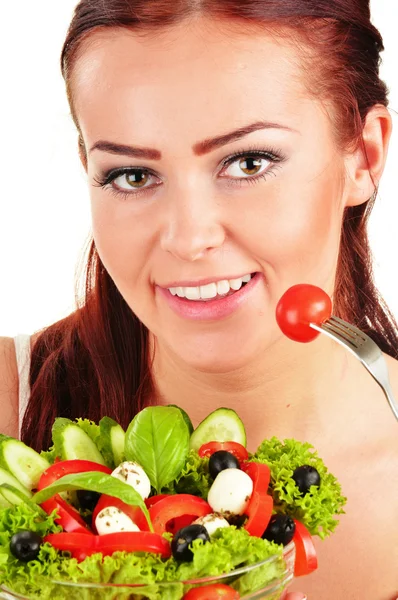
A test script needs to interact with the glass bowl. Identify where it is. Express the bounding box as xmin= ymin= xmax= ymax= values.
xmin=0 ymin=542 xmax=295 ymax=600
